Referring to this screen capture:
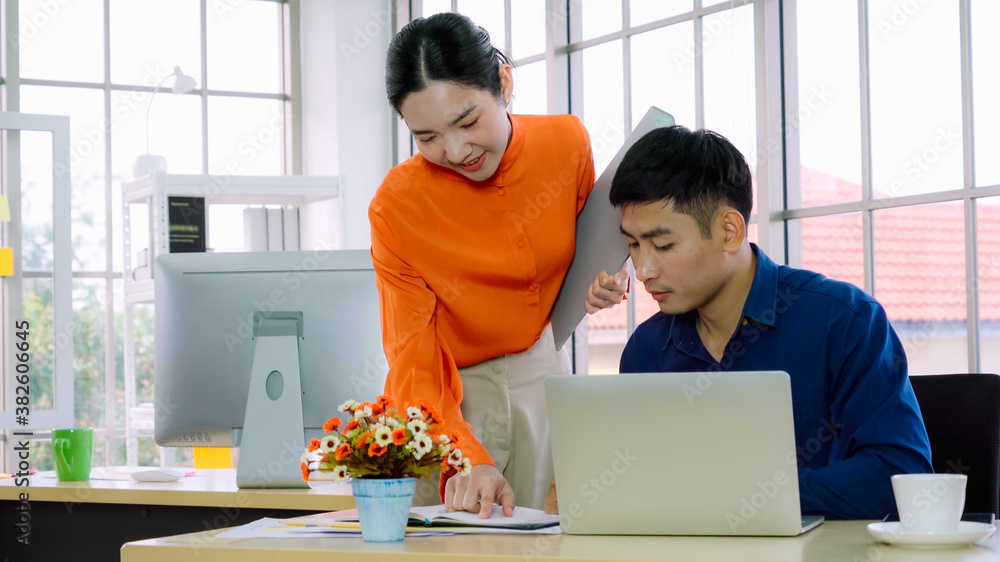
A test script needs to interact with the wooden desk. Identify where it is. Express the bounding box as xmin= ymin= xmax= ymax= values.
xmin=0 ymin=468 xmax=353 ymax=560
xmin=120 ymin=520 xmax=999 ymax=562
